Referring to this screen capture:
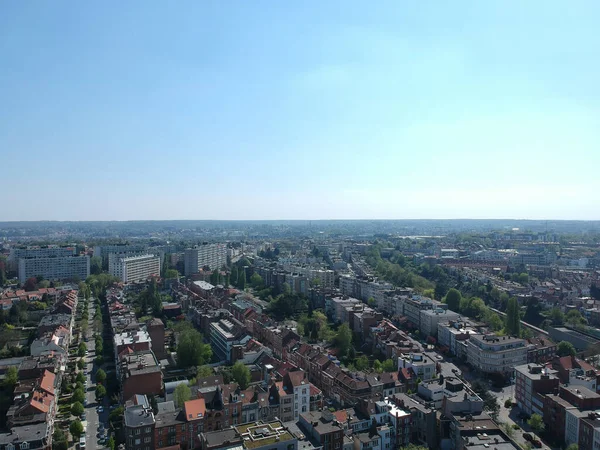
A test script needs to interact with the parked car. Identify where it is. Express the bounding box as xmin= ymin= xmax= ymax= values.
xmin=531 ymin=439 xmax=542 ymax=448
xmin=523 ymin=433 xmax=533 ymax=442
